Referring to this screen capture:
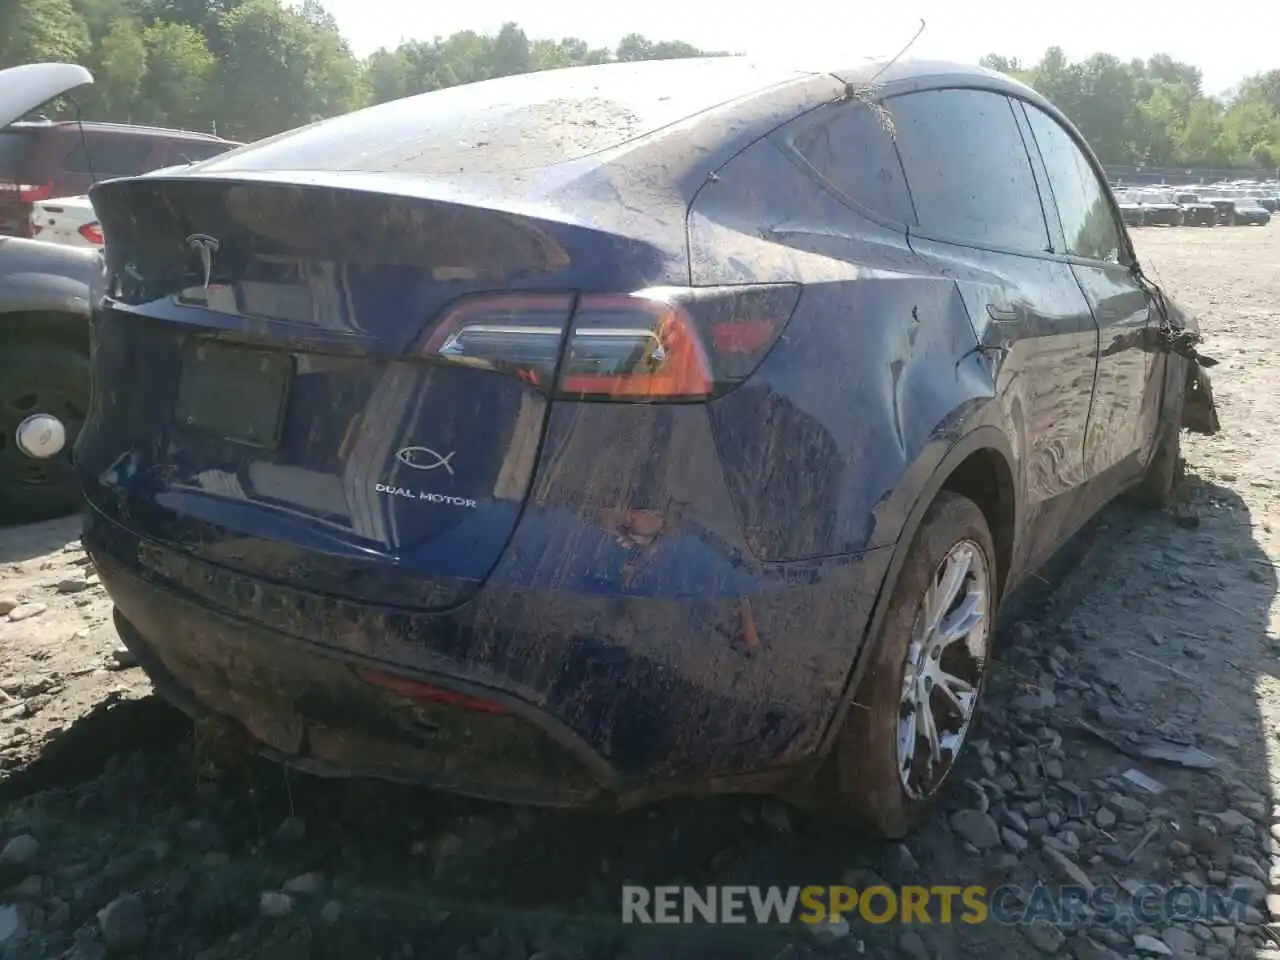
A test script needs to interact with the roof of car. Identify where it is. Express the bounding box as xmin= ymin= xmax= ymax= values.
xmin=189 ymin=56 xmax=1058 ymax=182
xmin=94 ymin=55 xmax=1094 ymax=267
